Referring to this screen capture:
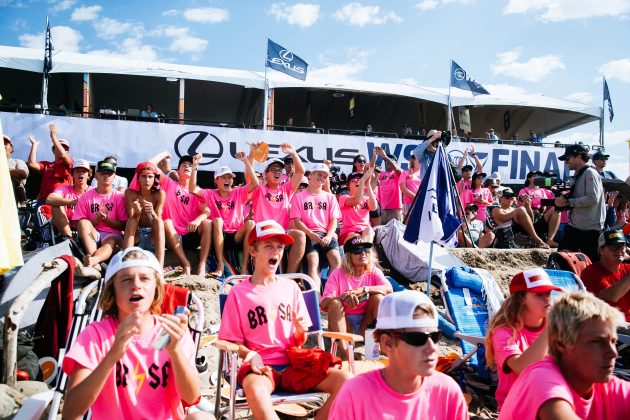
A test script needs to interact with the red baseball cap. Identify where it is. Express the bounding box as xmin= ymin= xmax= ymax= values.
xmin=135 ymin=161 xmax=159 ymax=175
xmin=509 ymin=268 xmax=563 ymax=295
xmin=248 ymin=220 xmax=294 ymax=246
